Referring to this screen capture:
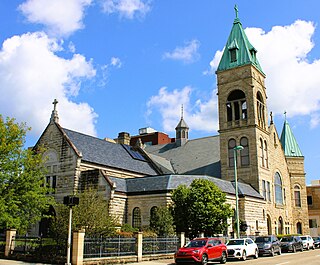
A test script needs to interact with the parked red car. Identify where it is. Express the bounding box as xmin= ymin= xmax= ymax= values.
xmin=174 ymin=237 xmax=228 ymax=264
